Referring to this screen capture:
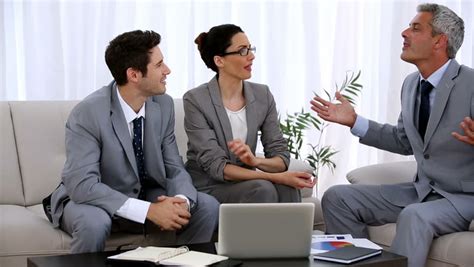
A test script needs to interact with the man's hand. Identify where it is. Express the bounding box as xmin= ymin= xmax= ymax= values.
xmin=310 ymin=91 xmax=357 ymax=128
xmin=228 ymin=139 xmax=259 ymax=167
xmin=146 ymin=196 xmax=191 ymax=231
xmin=452 ymin=117 xmax=474 ymax=145
xmin=270 ymin=171 xmax=316 ymax=189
